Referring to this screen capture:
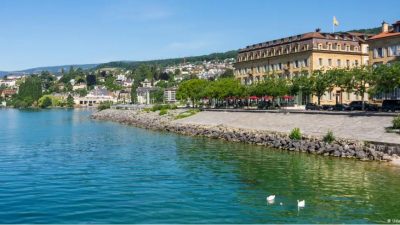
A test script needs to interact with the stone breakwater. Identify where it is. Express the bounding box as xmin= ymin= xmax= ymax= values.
xmin=91 ymin=109 xmax=400 ymax=162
